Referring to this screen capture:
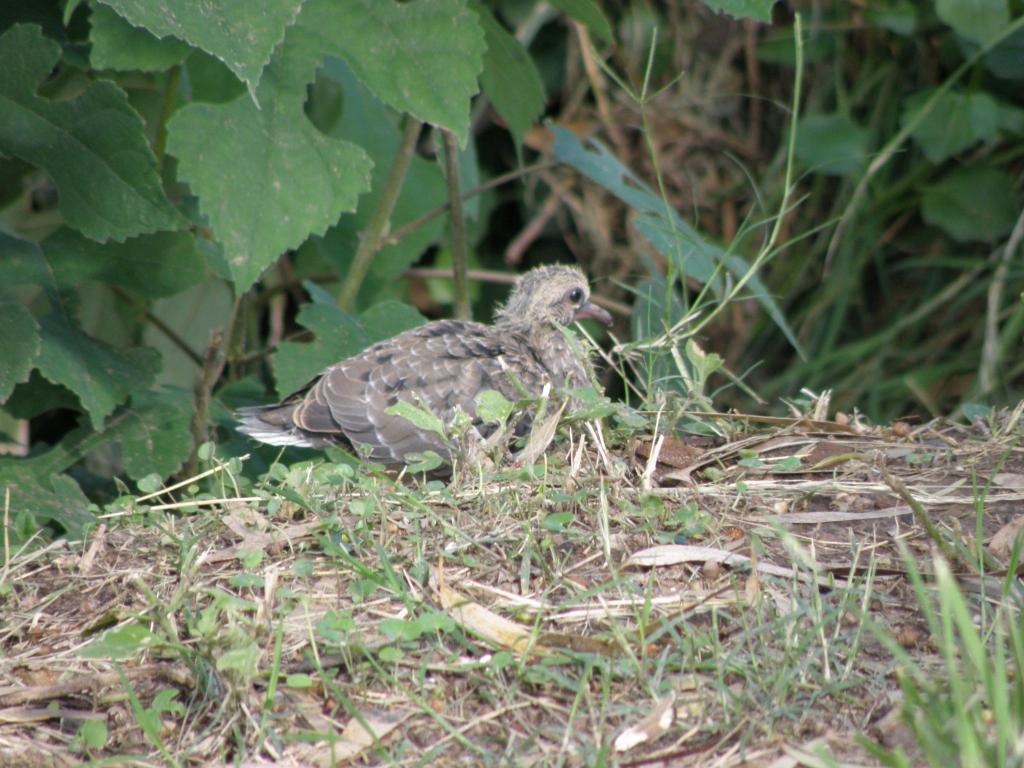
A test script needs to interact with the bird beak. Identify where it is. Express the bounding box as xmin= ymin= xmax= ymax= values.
xmin=574 ymin=301 xmax=613 ymax=327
